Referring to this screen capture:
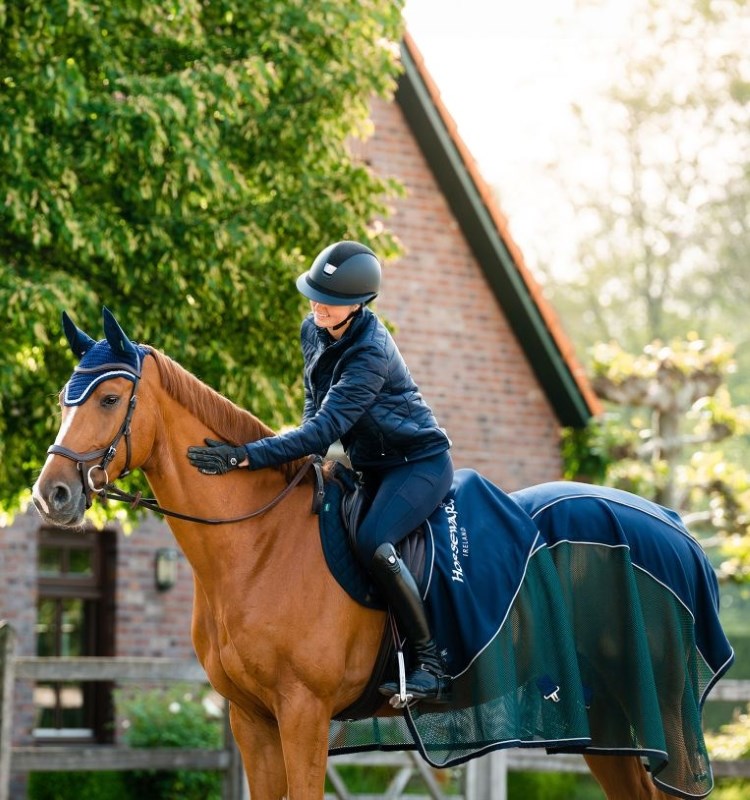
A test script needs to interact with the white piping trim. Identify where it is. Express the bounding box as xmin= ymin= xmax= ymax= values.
xmin=63 ymin=369 xmax=137 ymax=406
